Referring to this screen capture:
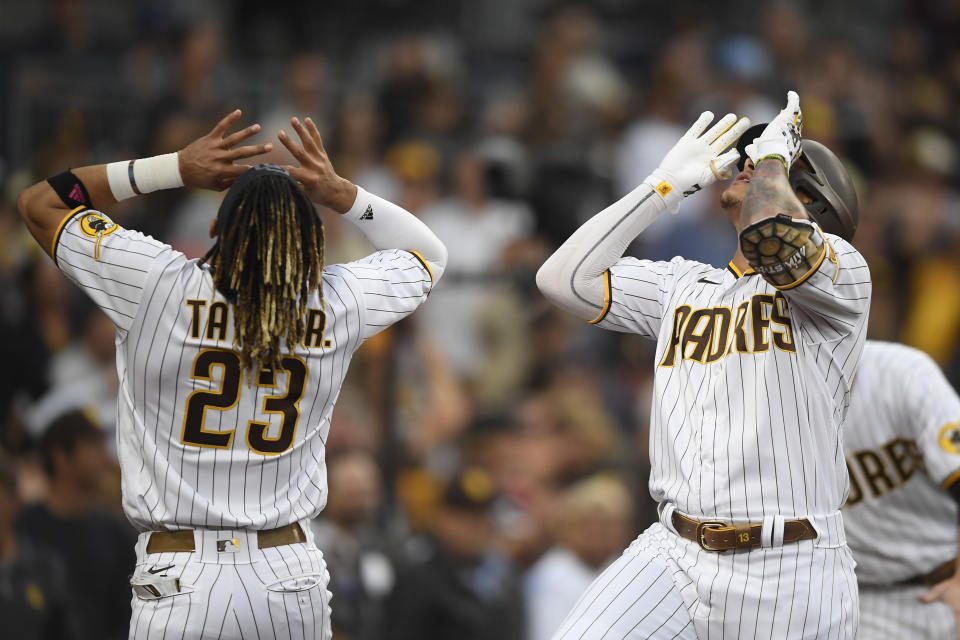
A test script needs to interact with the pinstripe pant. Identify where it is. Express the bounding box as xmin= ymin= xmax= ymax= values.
xmin=858 ymin=583 xmax=956 ymax=639
xmin=552 ymin=520 xmax=859 ymax=640
xmin=128 ymin=525 xmax=332 ymax=640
